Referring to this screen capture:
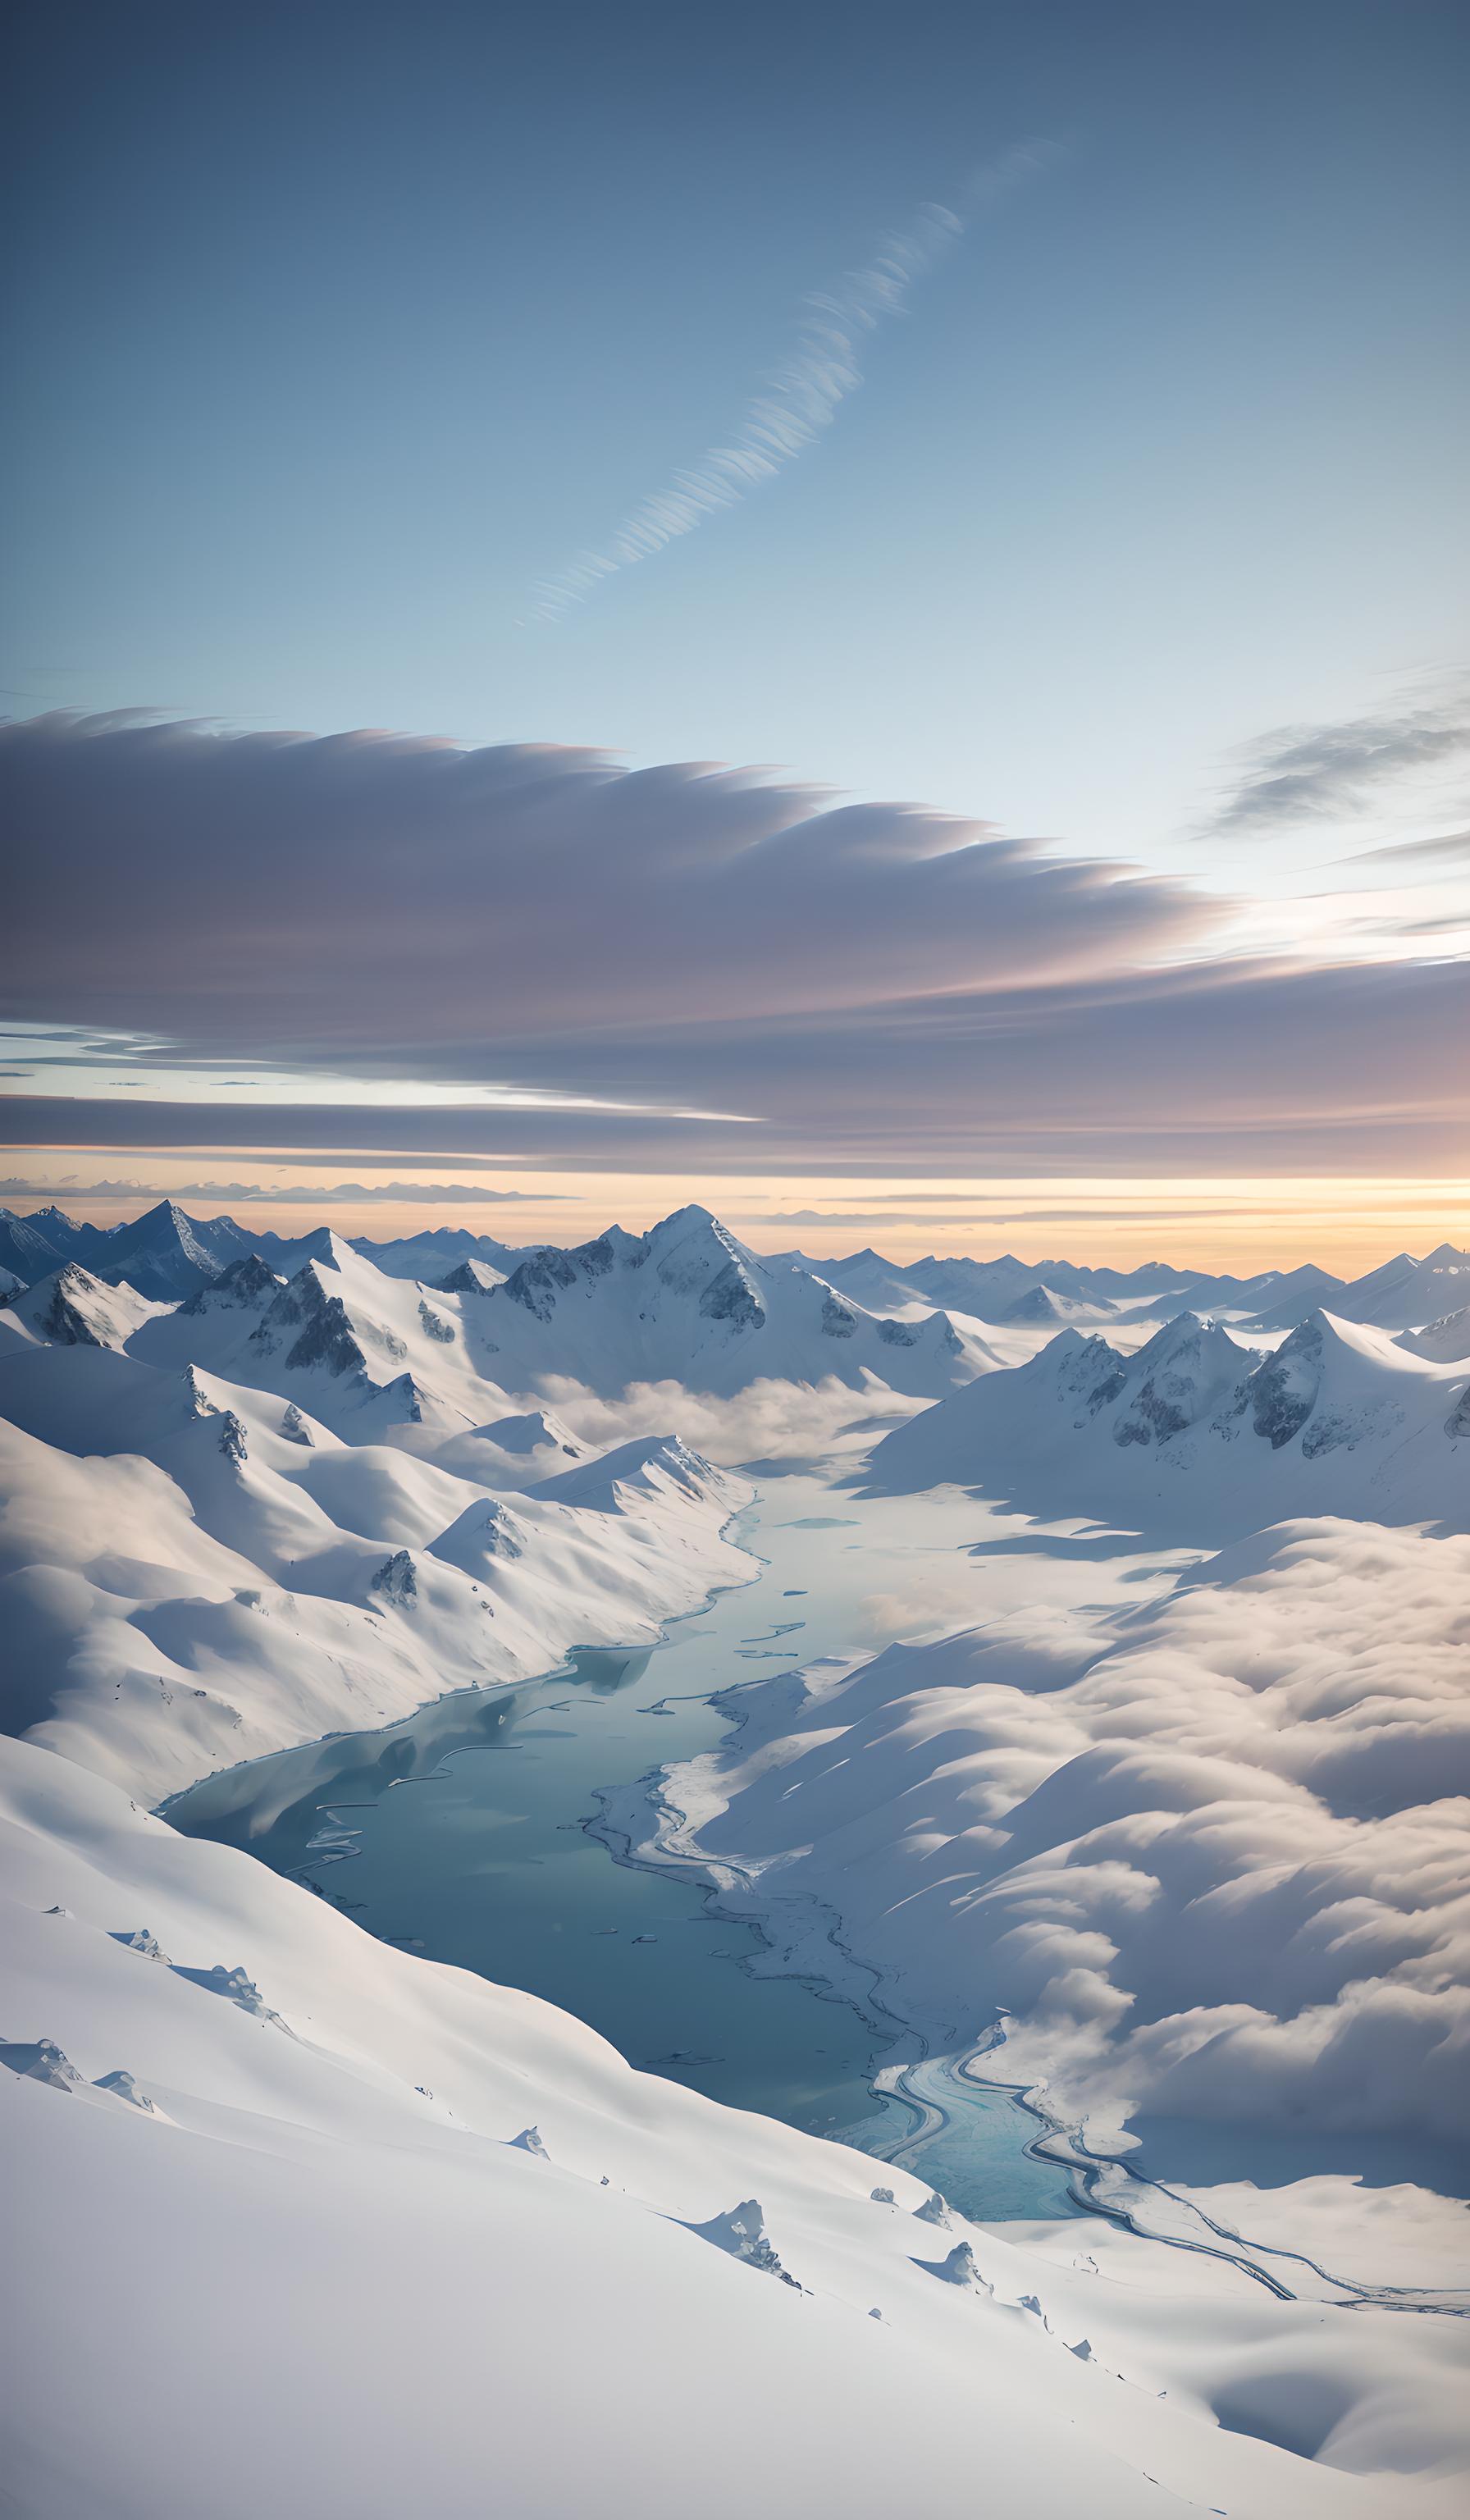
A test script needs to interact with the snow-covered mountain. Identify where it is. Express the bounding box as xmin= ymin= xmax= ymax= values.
xmin=434 ymin=1253 xmax=509 ymax=1293
xmin=351 ymin=1225 xmax=531 ymax=1281
xmin=3 ymin=1208 xmax=993 ymax=1422
xmin=810 ymin=1246 xmax=1328 ymax=1326
xmin=87 ymin=1198 xmax=263 ymax=1301
xmin=1000 ymin=1283 xmax=1121 ymax=1327
xmin=0 ymin=1330 xmax=752 ymax=1802
xmin=865 ymin=1308 xmax=1468 ymax=1532
xmin=1401 ymin=1305 xmax=1470 ymax=1363
xmin=902 ymin=1251 xmax=1068 ymax=1316
xmin=1326 ymin=1243 xmax=1470 ymax=1332
xmin=0 ymin=1261 xmax=171 ymax=1354
xmin=0 ymin=1203 xmax=114 ymax=1281
xmin=804 ymin=1247 xmax=938 ymax=1313
xmin=446 ymin=1207 xmax=990 ymax=1399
